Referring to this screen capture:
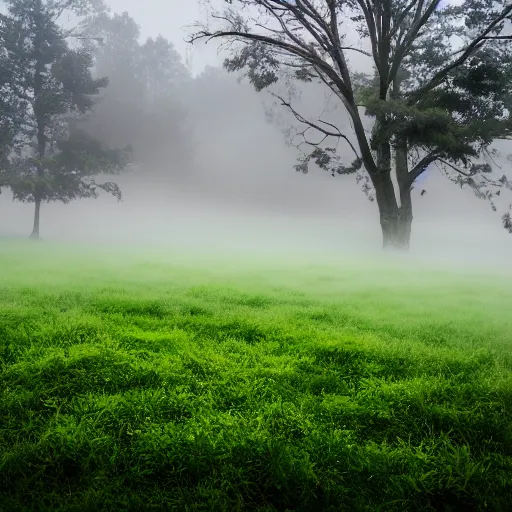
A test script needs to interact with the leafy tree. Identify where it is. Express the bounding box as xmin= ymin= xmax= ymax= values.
xmin=192 ymin=0 xmax=512 ymax=249
xmin=82 ymin=12 xmax=194 ymax=178
xmin=0 ymin=39 xmax=25 ymax=188
xmin=136 ymin=34 xmax=193 ymax=171
xmin=0 ymin=0 xmax=129 ymax=239
xmin=87 ymin=11 xmax=144 ymax=102
xmin=78 ymin=12 xmax=146 ymax=154
xmin=139 ymin=35 xmax=191 ymax=103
